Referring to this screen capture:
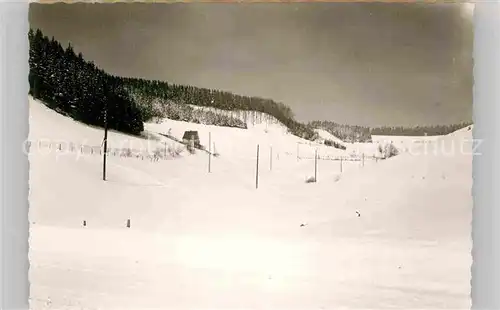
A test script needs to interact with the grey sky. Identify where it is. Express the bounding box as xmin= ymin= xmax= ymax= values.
xmin=29 ymin=3 xmax=473 ymax=127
